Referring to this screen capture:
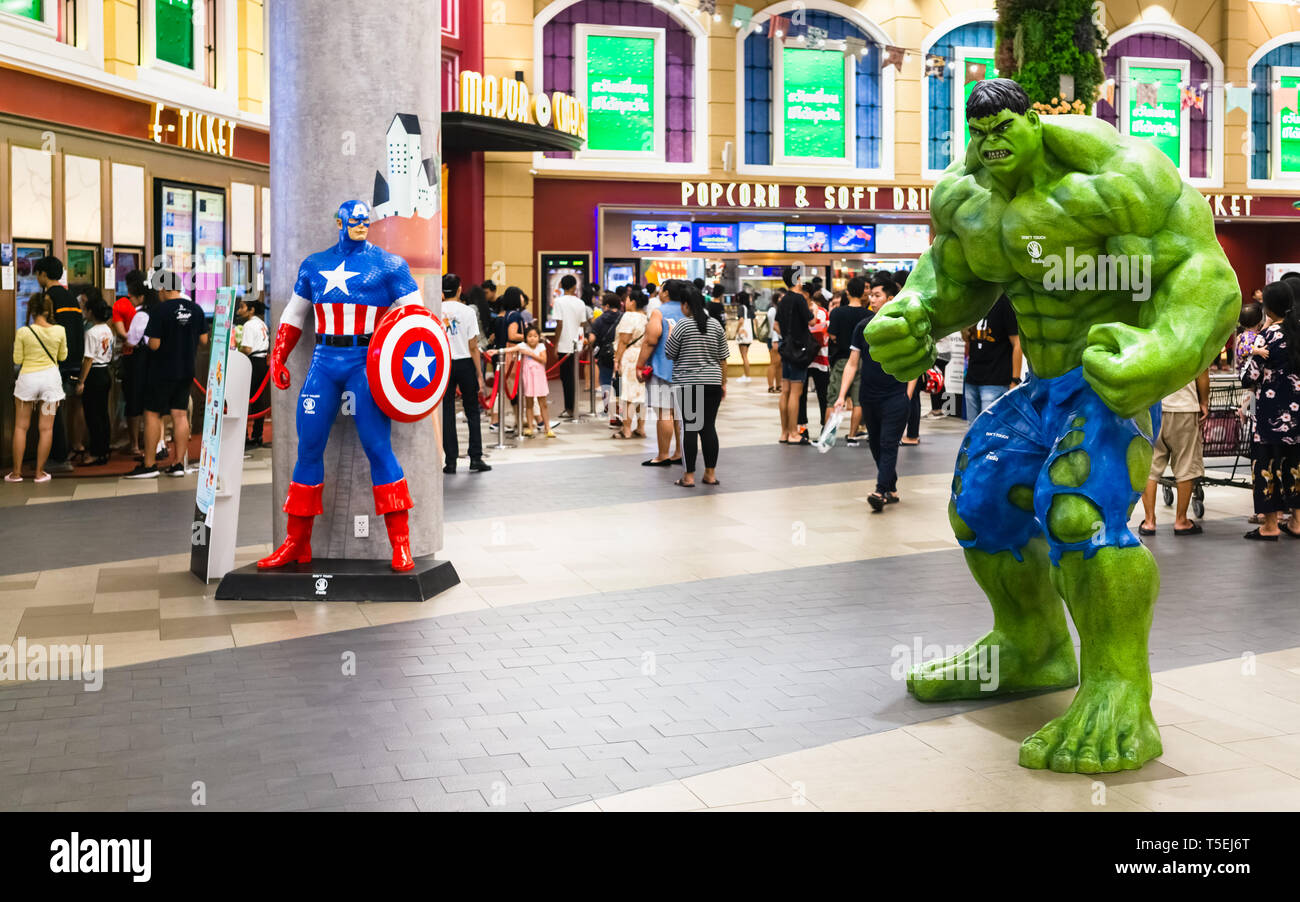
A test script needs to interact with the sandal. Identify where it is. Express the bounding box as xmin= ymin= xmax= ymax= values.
xmin=1243 ymin=528 xmax=1279 ymax=542
xmin=1174 ymin=522 xmax=1203 ymax=536
xmin=674 ymin=478 xmax=696 ymax=488
xmin=885 ymin=493 xmax=900 ymax=504
xmin=702 ymin=478 xmax=720 ymax=486
xmin=867 ymin=493 xmax=886 ymax=512
xmin=610 ymin=432 xmax=629 ymax=440
xmin=1138 ymin=525 xmax=1156 ymax=536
